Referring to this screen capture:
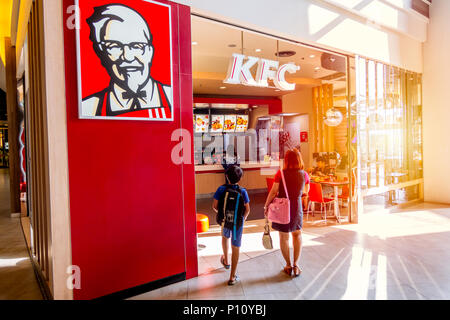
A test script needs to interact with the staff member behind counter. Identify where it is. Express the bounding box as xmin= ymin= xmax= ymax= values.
xmin=222 ymin=149 xmax=241 ymax=183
